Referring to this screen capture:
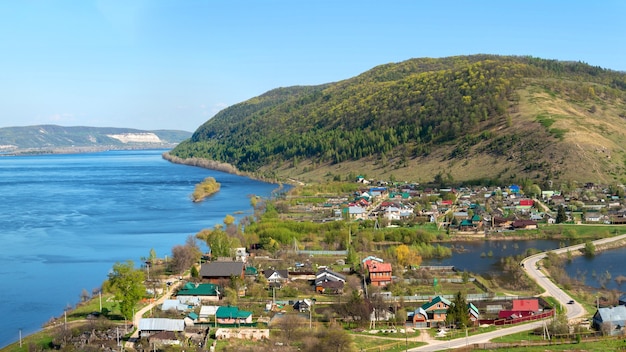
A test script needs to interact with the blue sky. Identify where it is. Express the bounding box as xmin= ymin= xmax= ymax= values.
xmin=1 ymin=1 xmax=625 ymax=132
